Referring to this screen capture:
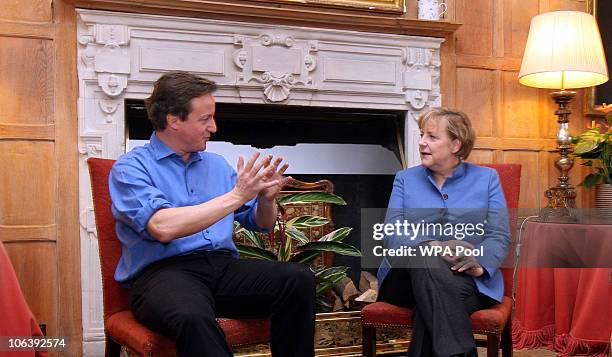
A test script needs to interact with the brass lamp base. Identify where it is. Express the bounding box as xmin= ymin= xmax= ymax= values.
xmin=540 ymin=90 xmax=578 ymax=222
xmin=540 ymin=187 xmax=577 ymax=222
